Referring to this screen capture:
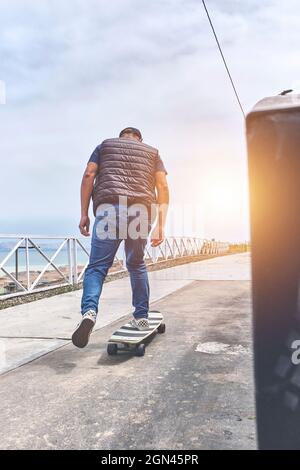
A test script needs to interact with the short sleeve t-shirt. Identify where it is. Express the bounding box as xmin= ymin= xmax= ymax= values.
xmin=88 ymin=143 xmax=167 ymax=174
